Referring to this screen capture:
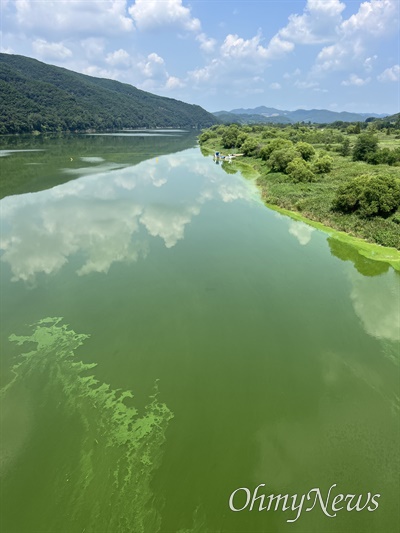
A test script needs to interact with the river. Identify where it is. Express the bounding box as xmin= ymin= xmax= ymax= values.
xmin=0 ymin=131 xmax=399 ymax=533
